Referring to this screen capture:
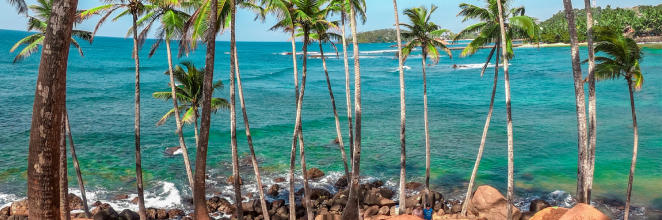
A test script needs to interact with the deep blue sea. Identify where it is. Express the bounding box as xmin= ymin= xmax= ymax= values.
xmin=0 ymin=29 xmax=660 ymax=219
